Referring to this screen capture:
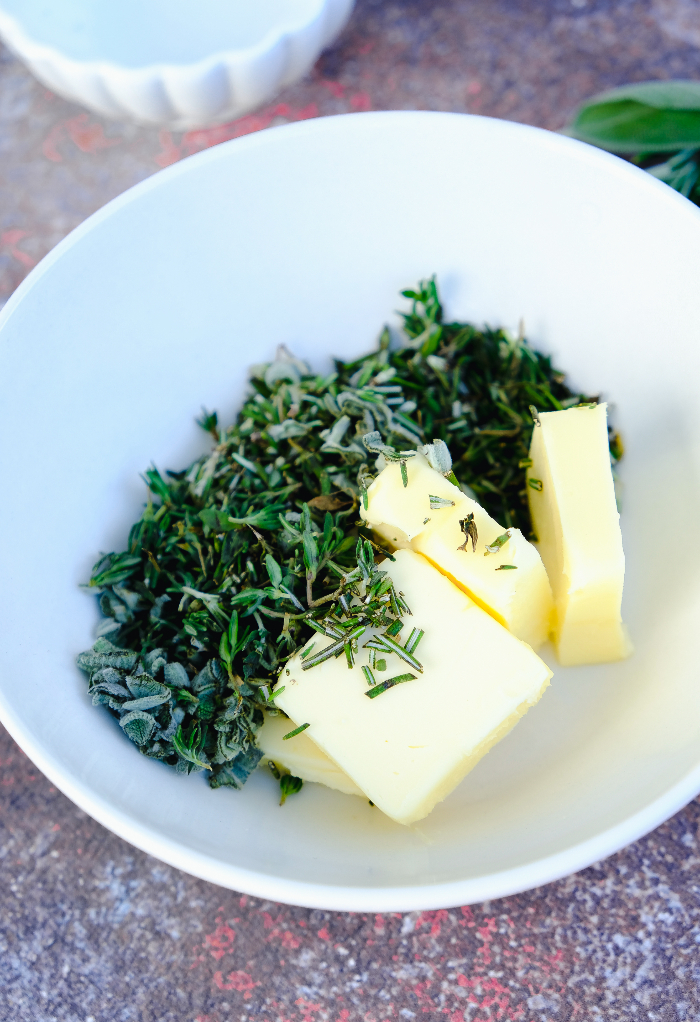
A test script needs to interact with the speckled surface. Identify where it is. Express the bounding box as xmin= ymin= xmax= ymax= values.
xmin=3 ymin=2 xmax=700 ymax=1019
